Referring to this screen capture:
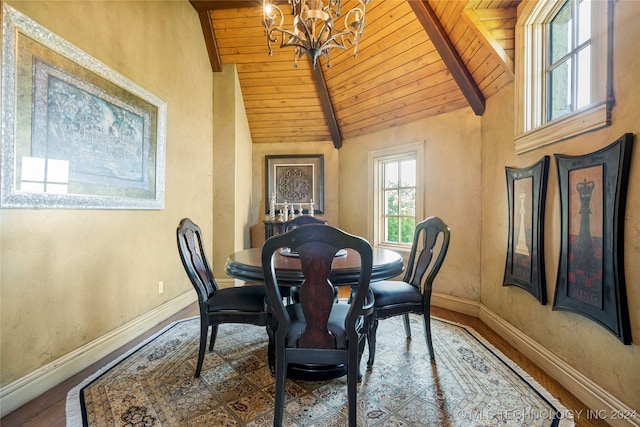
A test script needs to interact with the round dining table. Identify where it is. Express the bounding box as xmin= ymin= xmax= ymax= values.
xmin=225 ymin=246 xmax=404 ymax=380
xmin=225 ymin=246 xmax=404 ymax=286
